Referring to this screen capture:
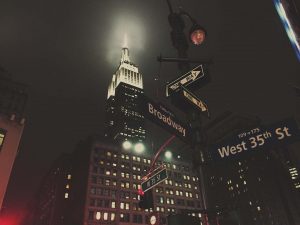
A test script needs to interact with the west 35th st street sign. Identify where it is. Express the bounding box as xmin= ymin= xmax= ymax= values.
xmin=209 ymin=118 xmax=300 ymax=162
